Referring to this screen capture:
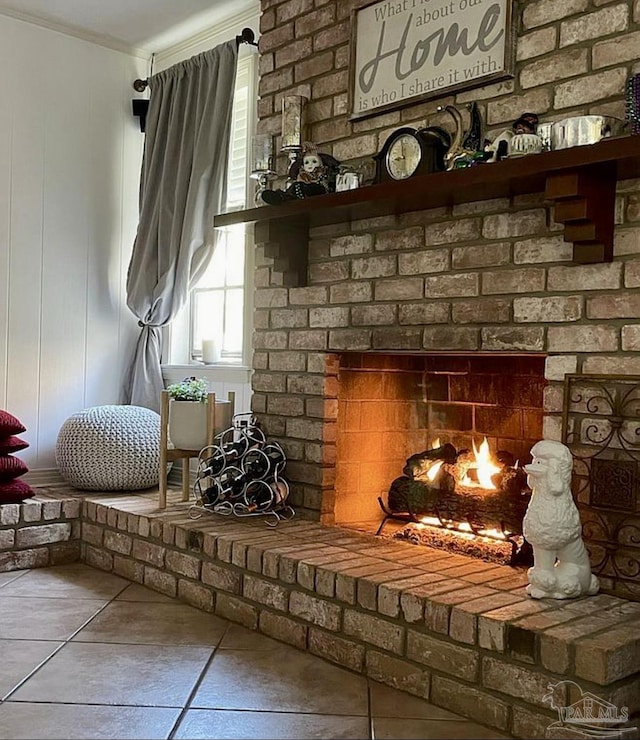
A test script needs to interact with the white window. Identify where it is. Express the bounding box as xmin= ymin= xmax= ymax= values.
xmin=191 ymin=223 xmax=246 ymax=363
xmin=166 ymin=52 xmax=256 ymax=368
